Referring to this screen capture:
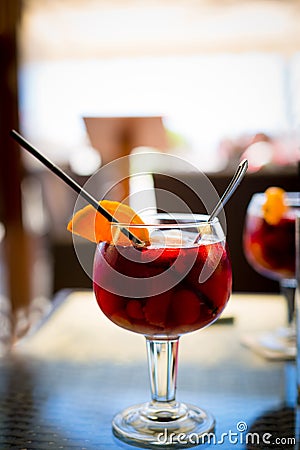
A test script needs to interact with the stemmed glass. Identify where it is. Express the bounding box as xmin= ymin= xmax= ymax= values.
xmin=8 ymin=130 xmax=233 ymax=447
xmin=93 ymin=213 xmax=232 ymax=448
xmin=243 ymin=192 xmax=299 ymax=353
